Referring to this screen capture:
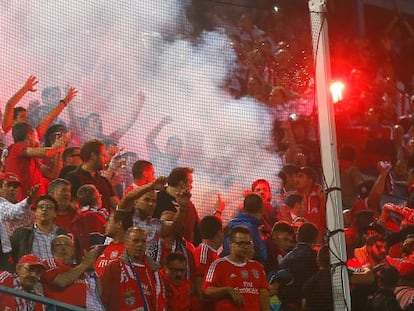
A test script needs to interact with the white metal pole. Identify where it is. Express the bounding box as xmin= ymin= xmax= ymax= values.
xmin=308 ymin=0 xmax=352 ymax=310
